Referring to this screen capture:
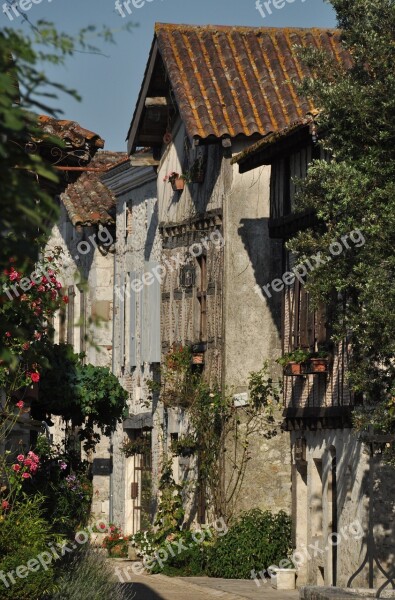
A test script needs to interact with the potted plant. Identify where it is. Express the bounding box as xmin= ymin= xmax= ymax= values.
xmin=272 ymin=565 xmax=297 ymax=590
xmin=163 ymin=171 xmax=185 ymax=191
xmin=277 ymin=349 xmax=310 ymax=376
xmin=102 ymin=524 xmax=131 ymax=558
xmin=120 ymin=435 xmax=150 ymax=458
xmin=308 ymin=351 xmax=330 ymax=373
